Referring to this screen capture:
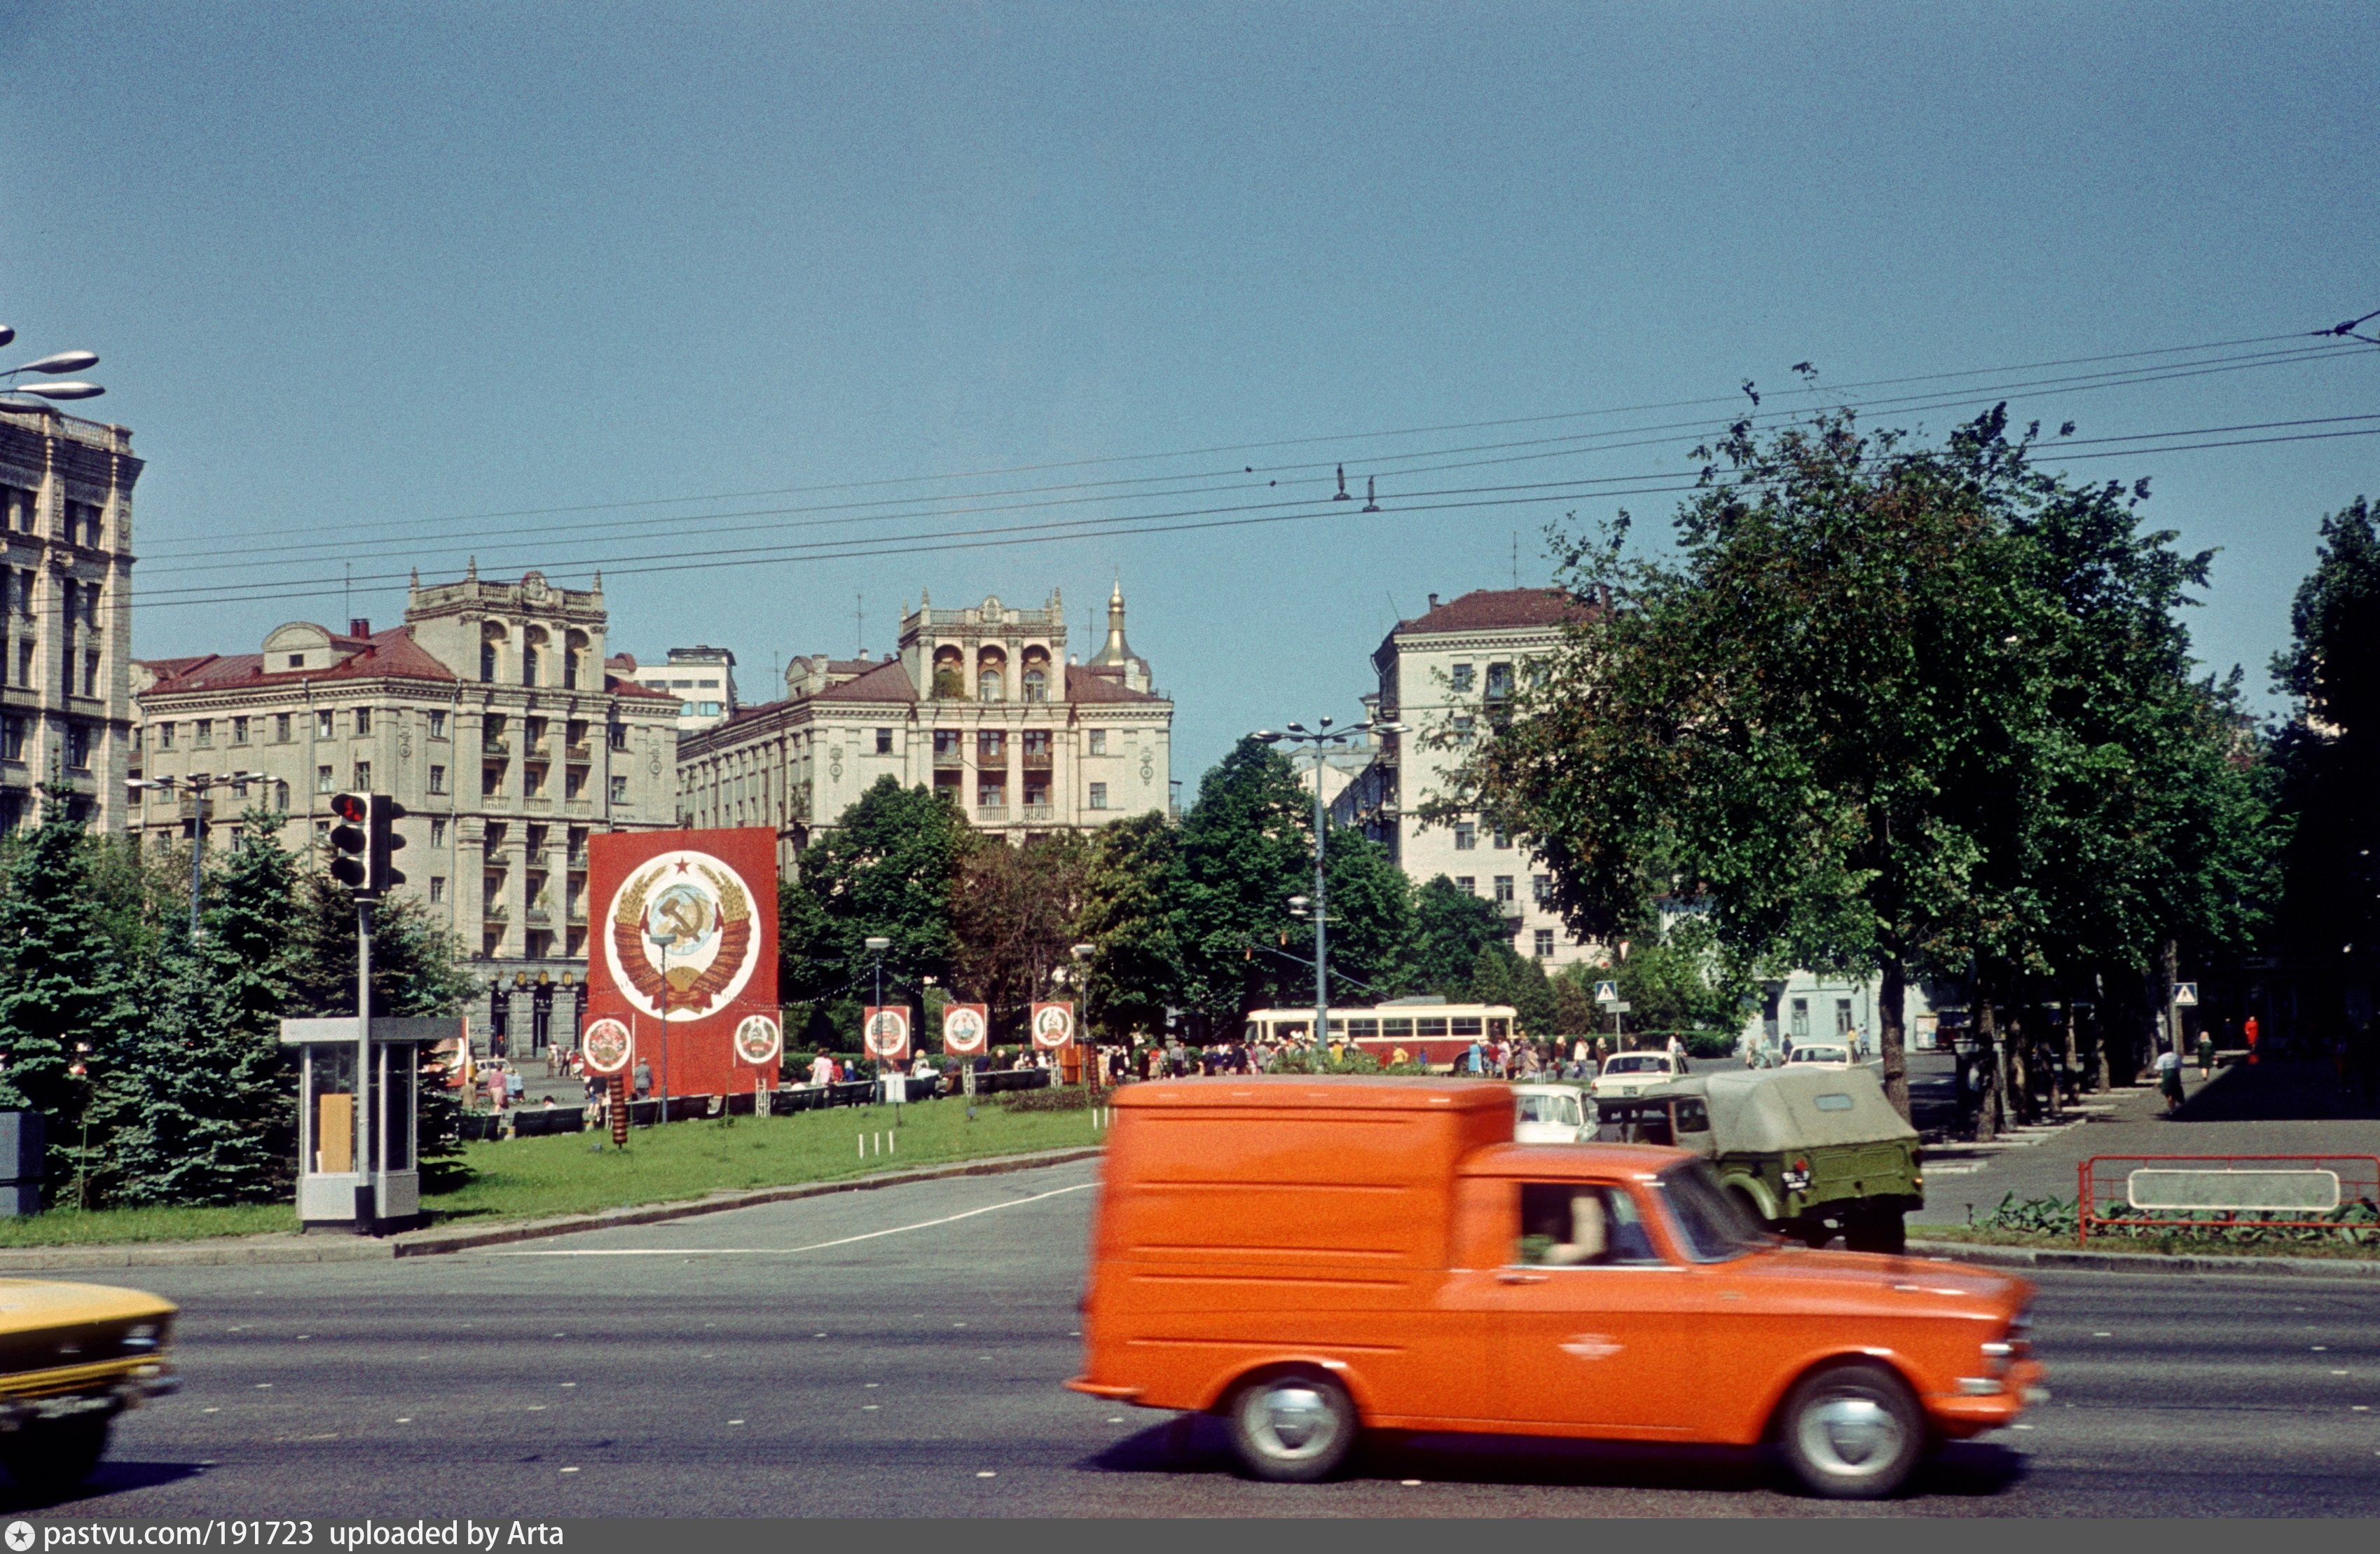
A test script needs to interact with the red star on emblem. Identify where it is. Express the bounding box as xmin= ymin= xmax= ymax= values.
xmin=672 ymin=858 xmax=691 ymax=873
